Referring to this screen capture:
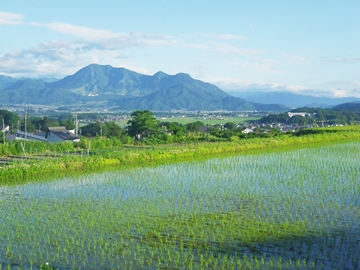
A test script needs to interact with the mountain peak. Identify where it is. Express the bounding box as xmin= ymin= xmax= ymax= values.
xmin=0 ymin=64 xmax=289 ymax=111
